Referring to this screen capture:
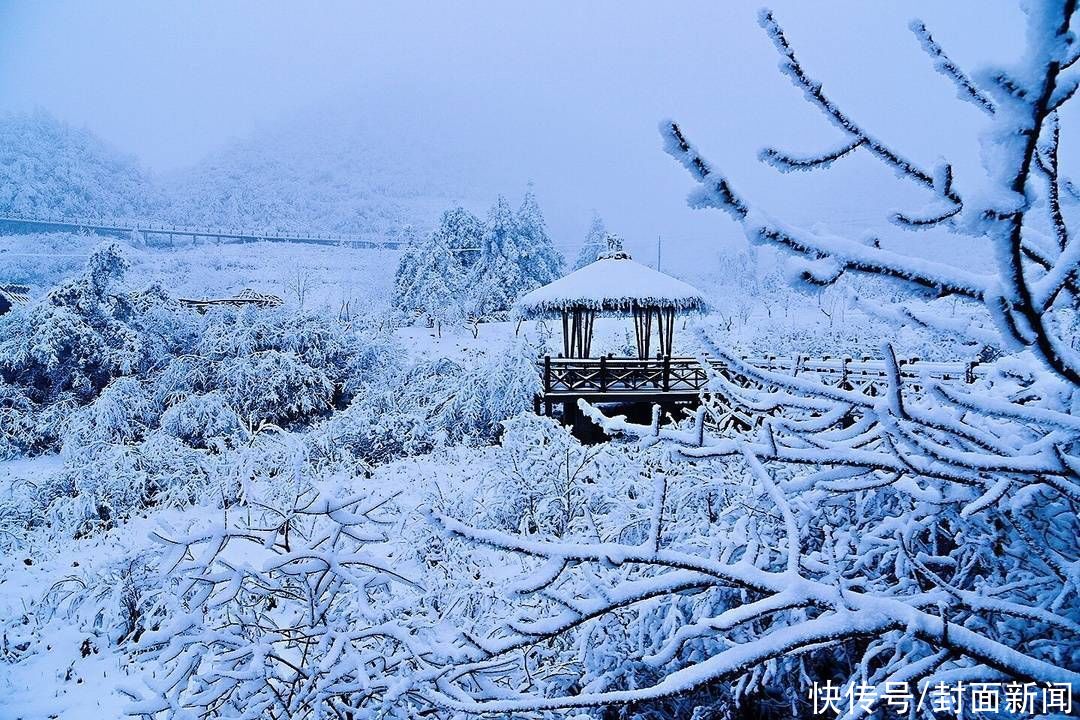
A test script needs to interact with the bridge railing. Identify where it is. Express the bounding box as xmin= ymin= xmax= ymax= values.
xmin=0 ymin=213 xmax=404 ymax=249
